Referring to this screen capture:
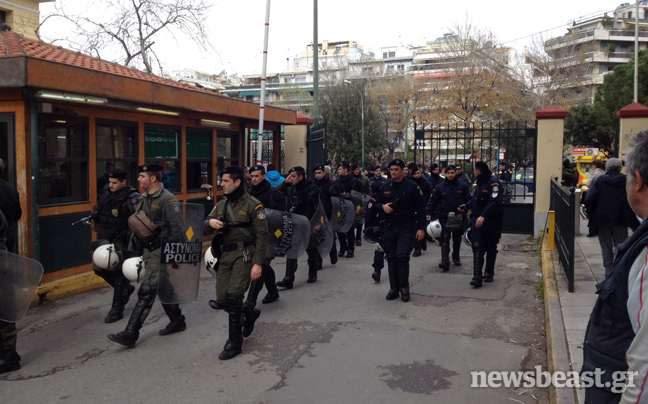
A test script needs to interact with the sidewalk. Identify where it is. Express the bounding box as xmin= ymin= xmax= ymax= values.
xmin=545 ymin=219 xmax=606 ymax=404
